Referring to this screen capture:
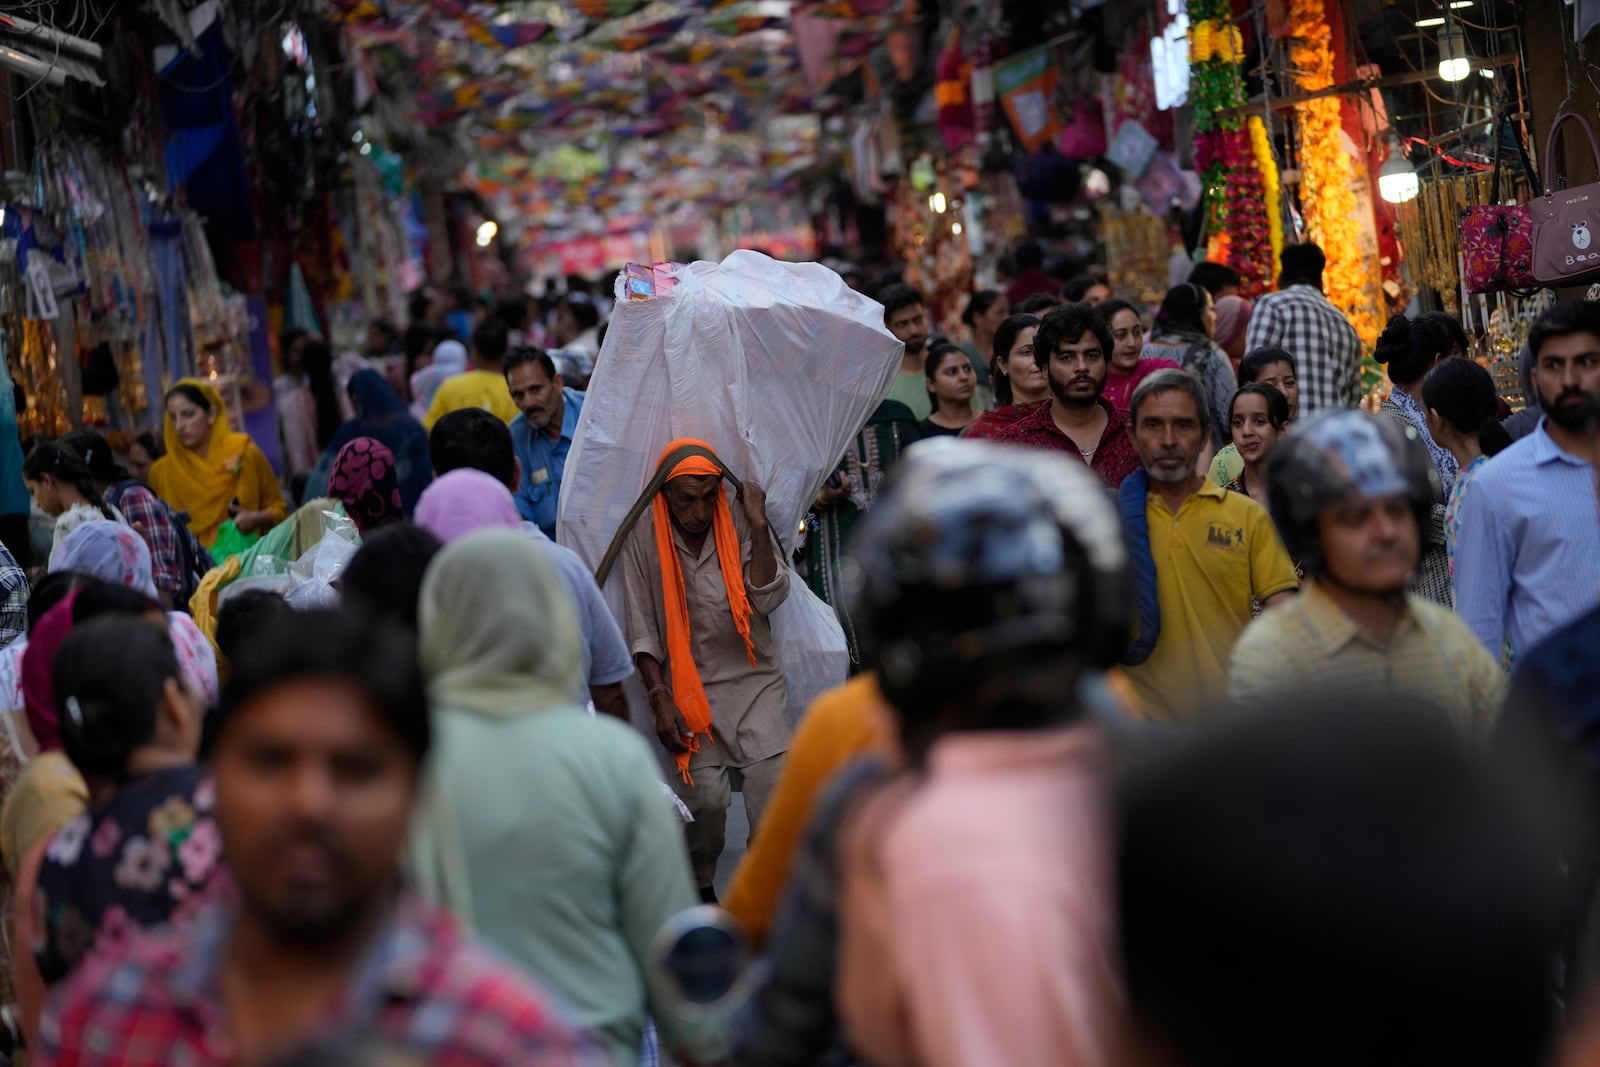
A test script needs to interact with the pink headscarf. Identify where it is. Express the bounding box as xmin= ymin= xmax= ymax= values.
xmin=1213 ymin=295 xmax=1253 ymax=349
xmin=22 ymin=593 xmax=80 ymax=752
xmin=415 ymin=469 xmax=521 ymax=544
